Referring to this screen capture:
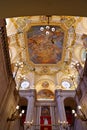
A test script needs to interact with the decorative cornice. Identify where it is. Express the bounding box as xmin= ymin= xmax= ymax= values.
xmin=19 ymin=89 xmax=36 ymax=99
xmin=55 ymin=89 xmax=75 ymax=98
